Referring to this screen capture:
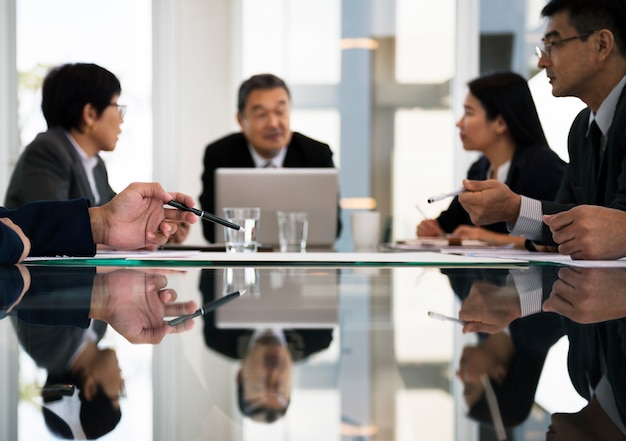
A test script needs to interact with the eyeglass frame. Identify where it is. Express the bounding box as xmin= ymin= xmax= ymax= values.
xmin=535 ymin=30 xmax=595 ymax=58
xmin=108 ymin=103 xmax=127 ymax=118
